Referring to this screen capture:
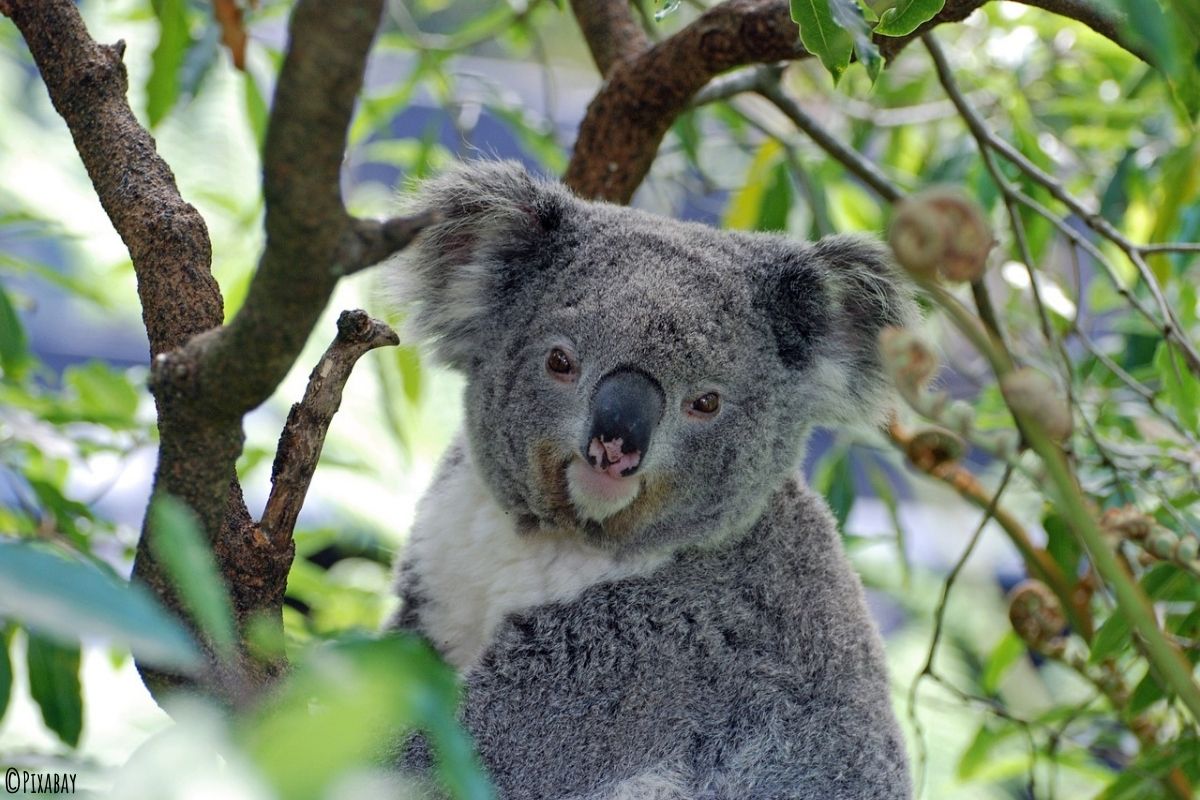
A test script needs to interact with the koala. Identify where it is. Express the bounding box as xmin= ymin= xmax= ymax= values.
xmin=386 ymin=161 xmax=916 ymax=800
